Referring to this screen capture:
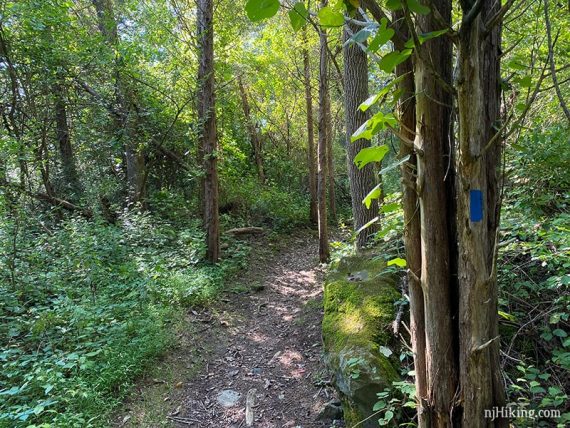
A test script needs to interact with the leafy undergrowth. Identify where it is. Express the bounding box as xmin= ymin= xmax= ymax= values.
xmin=497 ymin=207 xmax=570 ymax=426
xmin=0 ymin=212 xmax=249 ymax=427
